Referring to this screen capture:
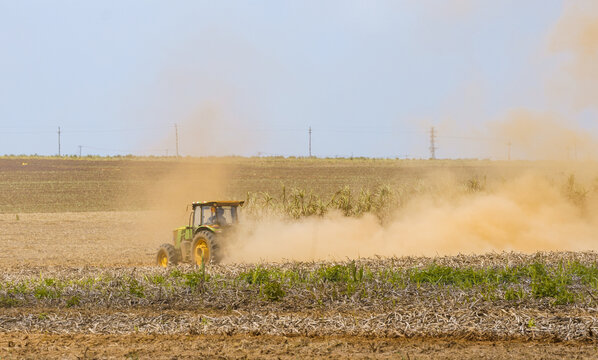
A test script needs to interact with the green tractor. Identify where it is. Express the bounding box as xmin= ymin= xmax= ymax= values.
xmin=156 ymin=201 xmax=244 ymax=268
